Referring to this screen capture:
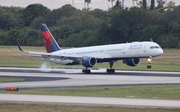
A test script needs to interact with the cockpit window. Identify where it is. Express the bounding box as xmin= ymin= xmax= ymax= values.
xmin=155 ymin=46 xmax=160 ymax=48
xmin=150 ymin=46 xmax=160 ymax=49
